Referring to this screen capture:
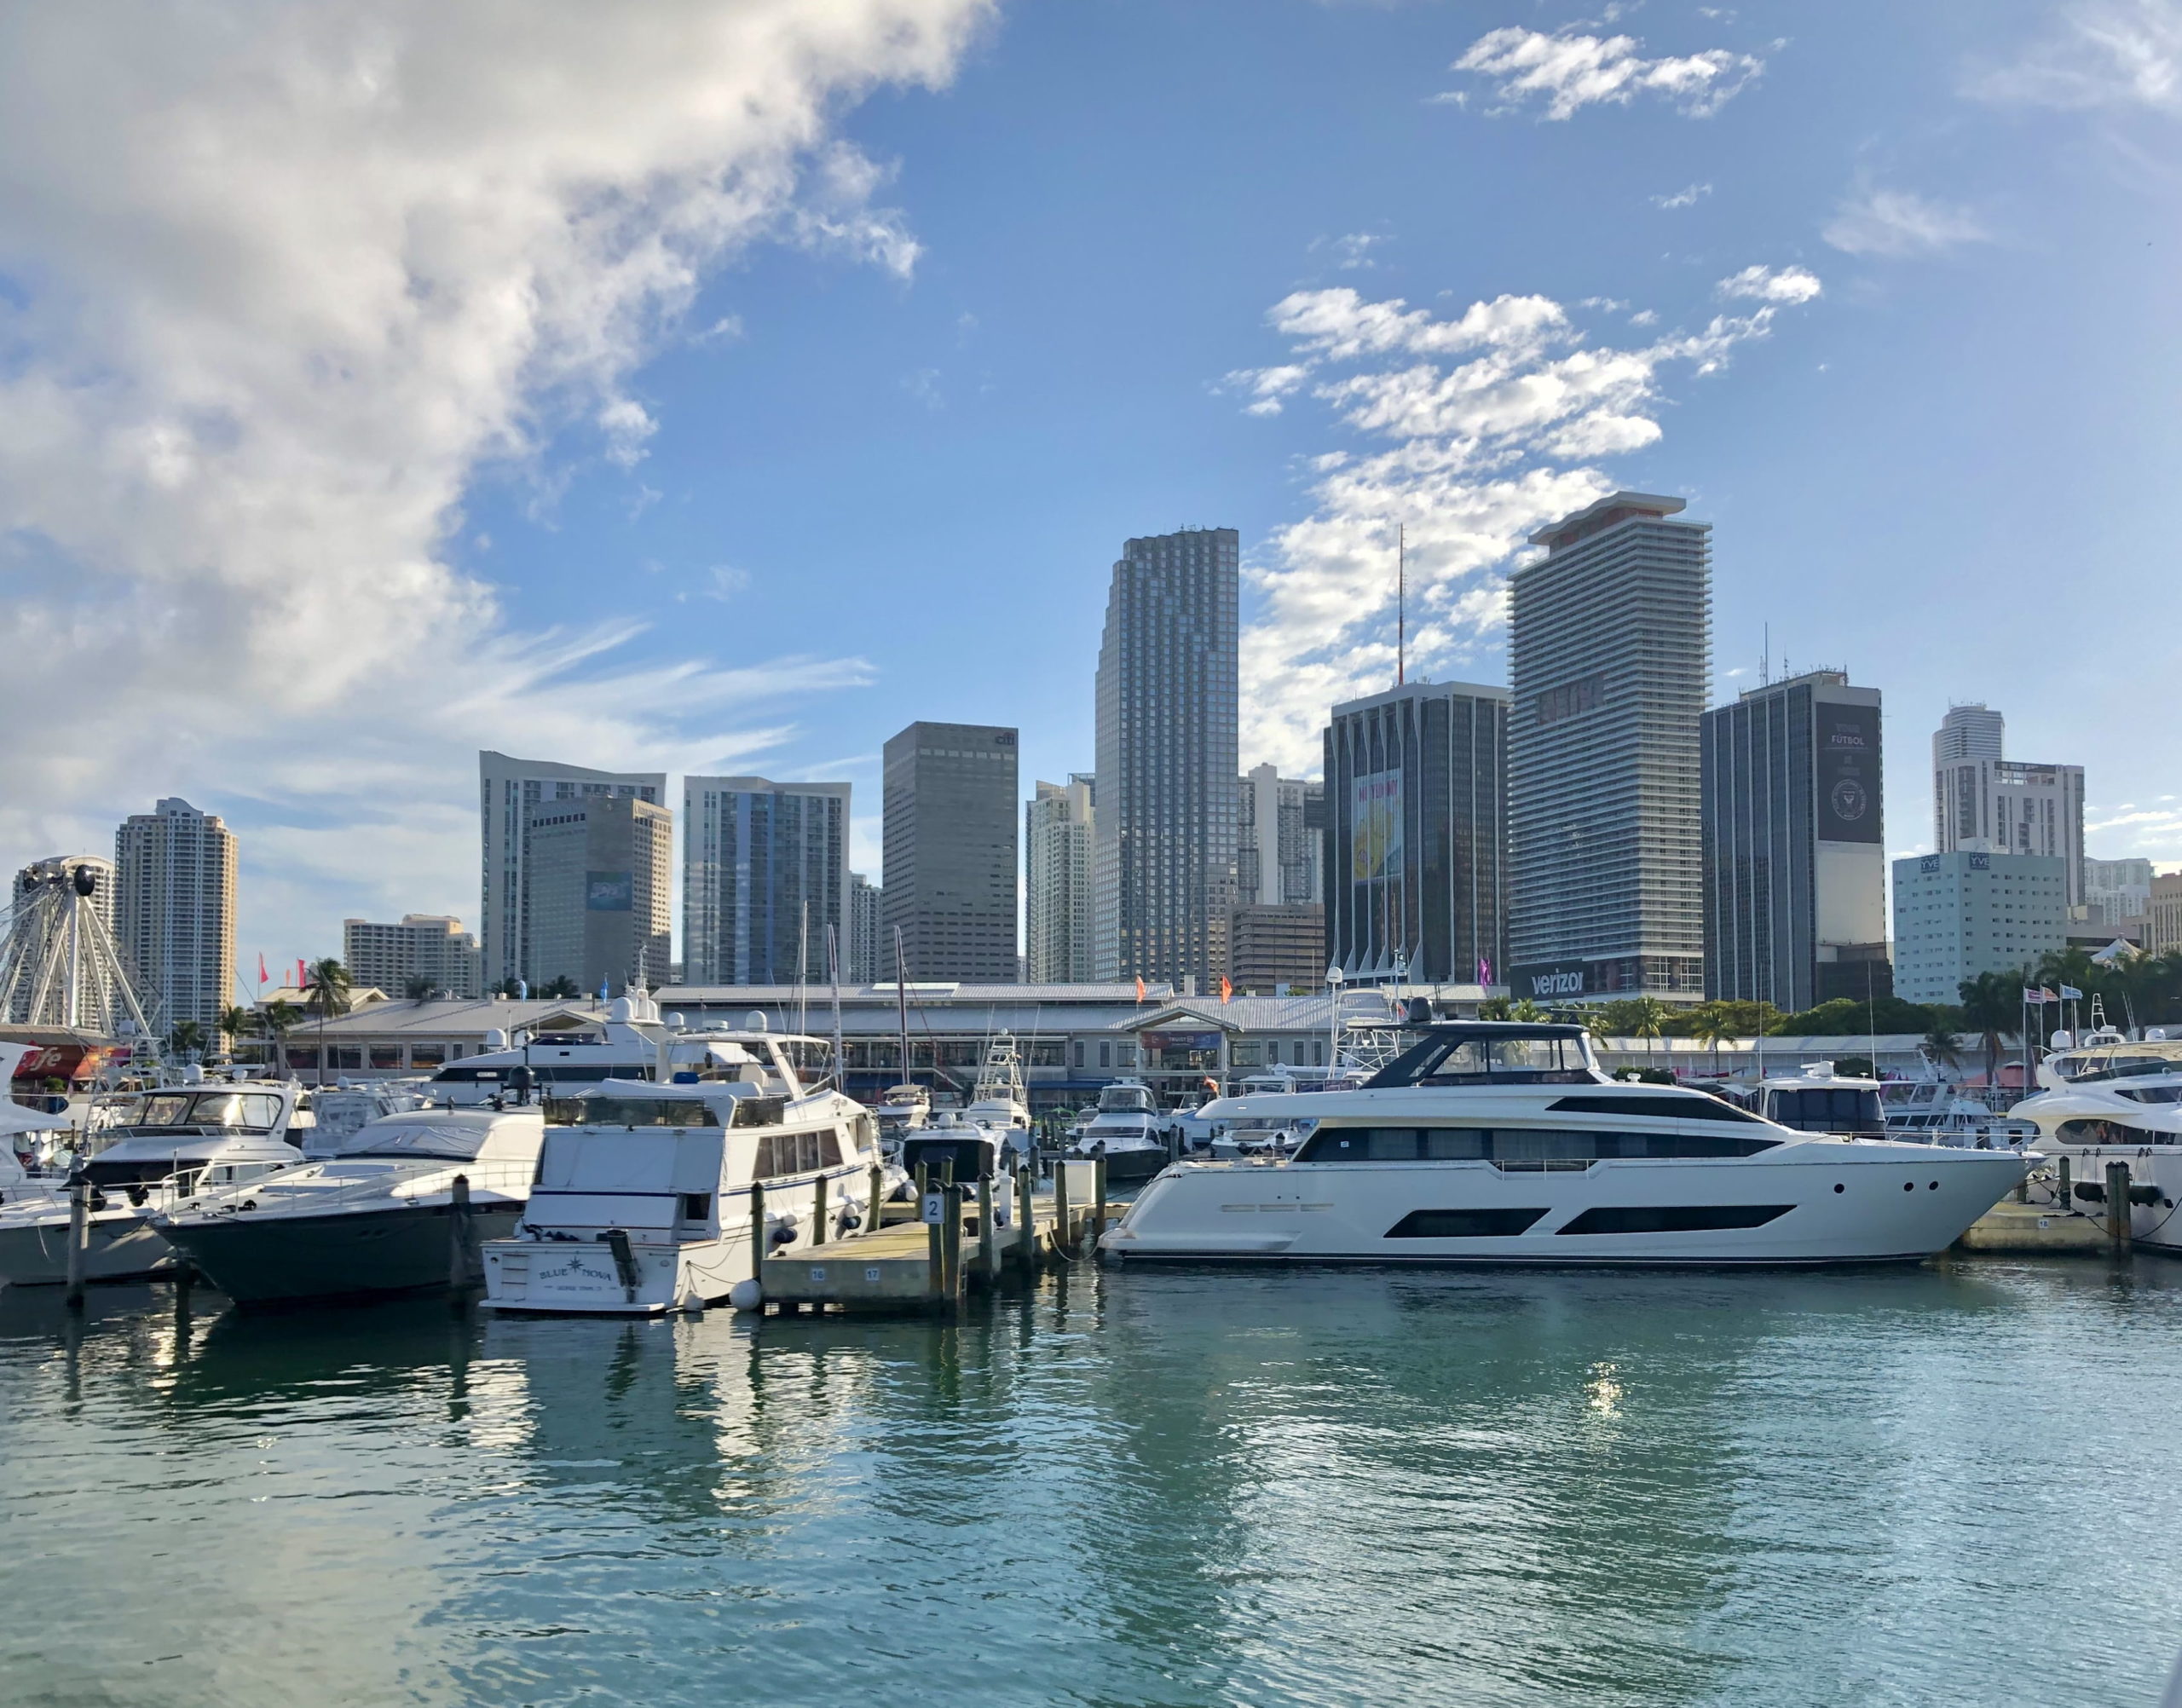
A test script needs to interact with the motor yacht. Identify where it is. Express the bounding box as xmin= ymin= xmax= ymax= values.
xmin=153 ymin=1104 xmax=545 ymax=1304
xmin=1068 ymin=1078 xmax=1174 ymax=1182
xmin=1102 ymin=1024 xmax=2028 ymax=1267
xmin=1752 ymin=1062 xmax=1888 ymax=1137
xmin=482 ymin=1030 xmax=883 ymax=1315
xmin=875 ymin=1082 xmax=931 ymax=1154
xmin=0 ymin=1073 xmax=309 ymax=1286
xmin=419 ymin=994 xmax=669 ymax=1104
xmin=1881 ymin=1066 xmax=2032 ymax=1148
xmin=955 ymin=1031 xmax=1034 ymax=1165
xmin=0 ymin=1044 xmax=74 ymax=1210
xmin=2008 ymin=1029 xmax=2182 ymax=1252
